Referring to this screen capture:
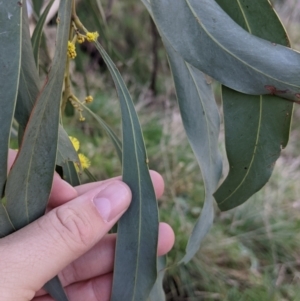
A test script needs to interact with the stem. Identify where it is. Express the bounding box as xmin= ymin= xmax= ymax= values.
xmin=61 ymin=22 xmax=74 ymax=115
xmin=71 ymin=0 xmax=88 ymax=32
xmin=150 ymin=17 xmax=159 ymax=95
xmin=61 ymin=57 xmax=71 ymax=115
